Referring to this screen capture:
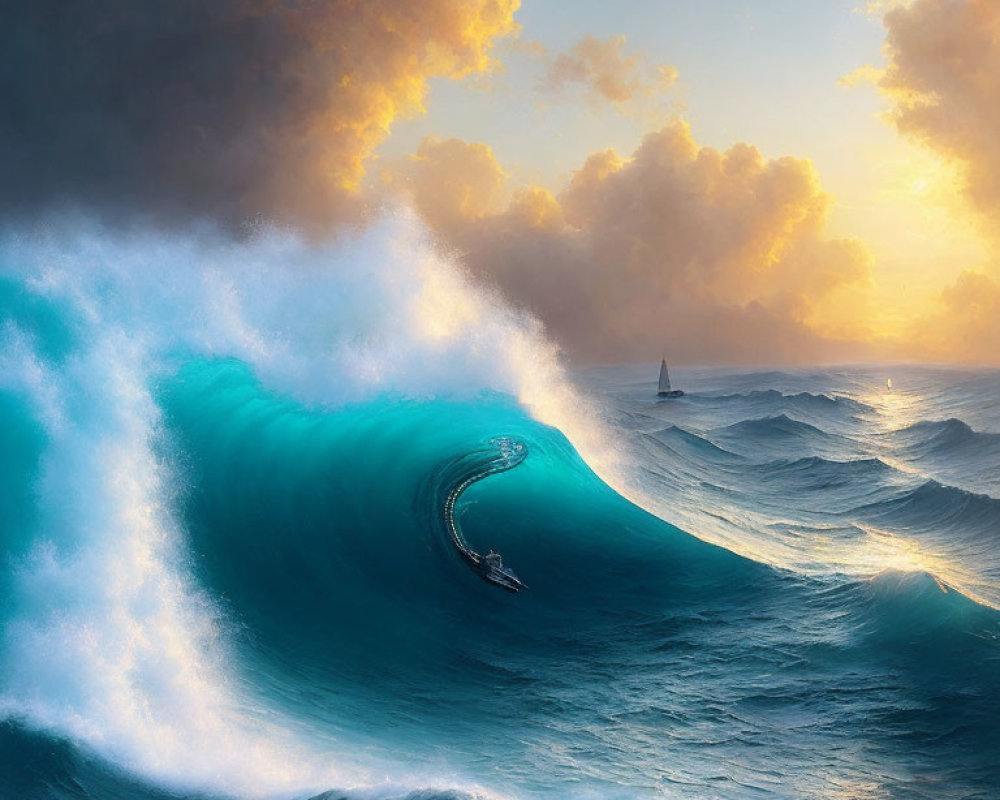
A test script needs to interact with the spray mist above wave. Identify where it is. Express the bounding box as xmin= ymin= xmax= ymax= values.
xmin=0 ymin=211 xmax=613 ymax=798
xmin=11 ymin=213 xmax=621 ymax=465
